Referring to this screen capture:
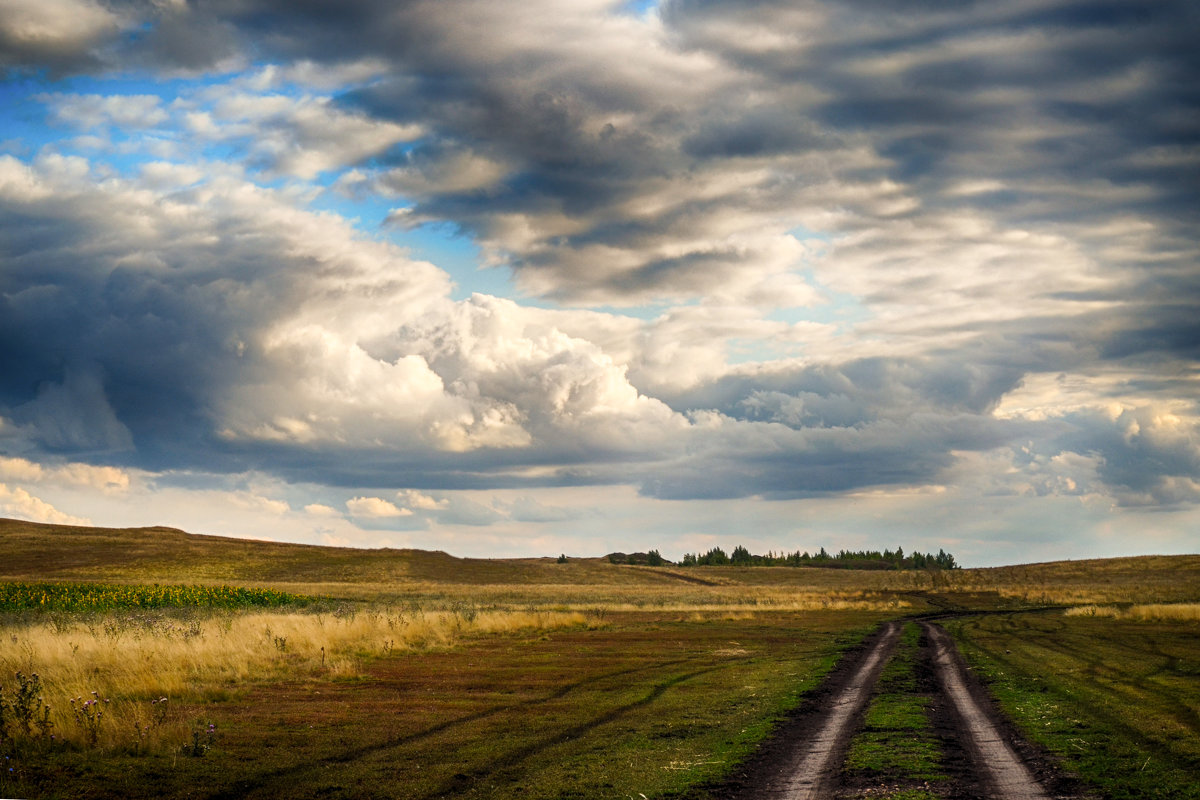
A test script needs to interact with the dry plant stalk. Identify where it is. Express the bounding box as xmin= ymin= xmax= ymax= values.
xmin=1065 ymin=602 xmax=1200 ymax=621
xmin=0 ymin=607 xmax=587 ymax=750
